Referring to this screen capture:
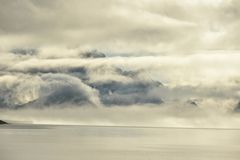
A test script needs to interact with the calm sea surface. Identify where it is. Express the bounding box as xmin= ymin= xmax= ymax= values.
xmin=0 ymin=125 xmax=240 ymax=160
